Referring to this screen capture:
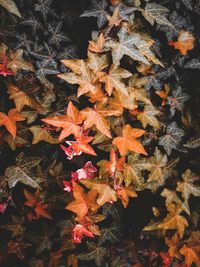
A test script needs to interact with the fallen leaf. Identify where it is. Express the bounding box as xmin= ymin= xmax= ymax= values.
xmin=112 ymin=124 xmax=147 ymax=156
